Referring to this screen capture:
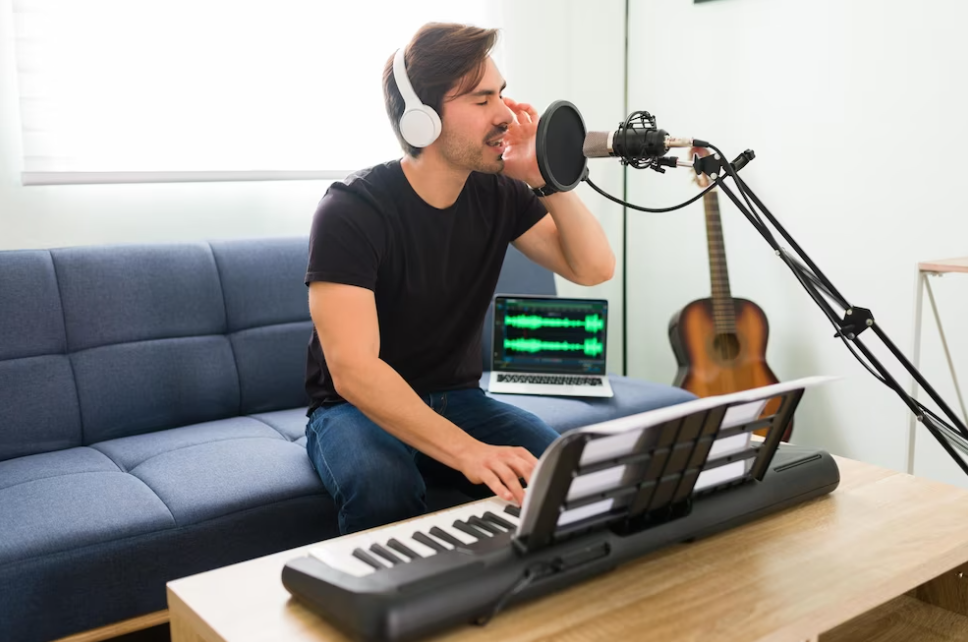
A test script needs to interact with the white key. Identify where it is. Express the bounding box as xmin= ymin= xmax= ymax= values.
xmin=308 ymin=498 xmax=517 ymax=577
xmin=309 ymin=542 xmax=376 ymax=578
